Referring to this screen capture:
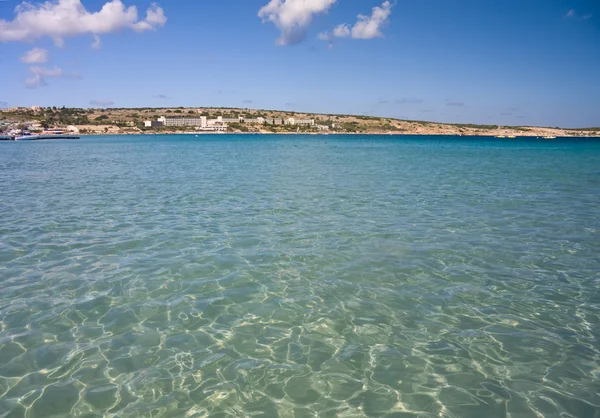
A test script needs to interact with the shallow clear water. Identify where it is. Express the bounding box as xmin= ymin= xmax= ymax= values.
xmin=1 ymin=135 xmax=600 ymax=418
